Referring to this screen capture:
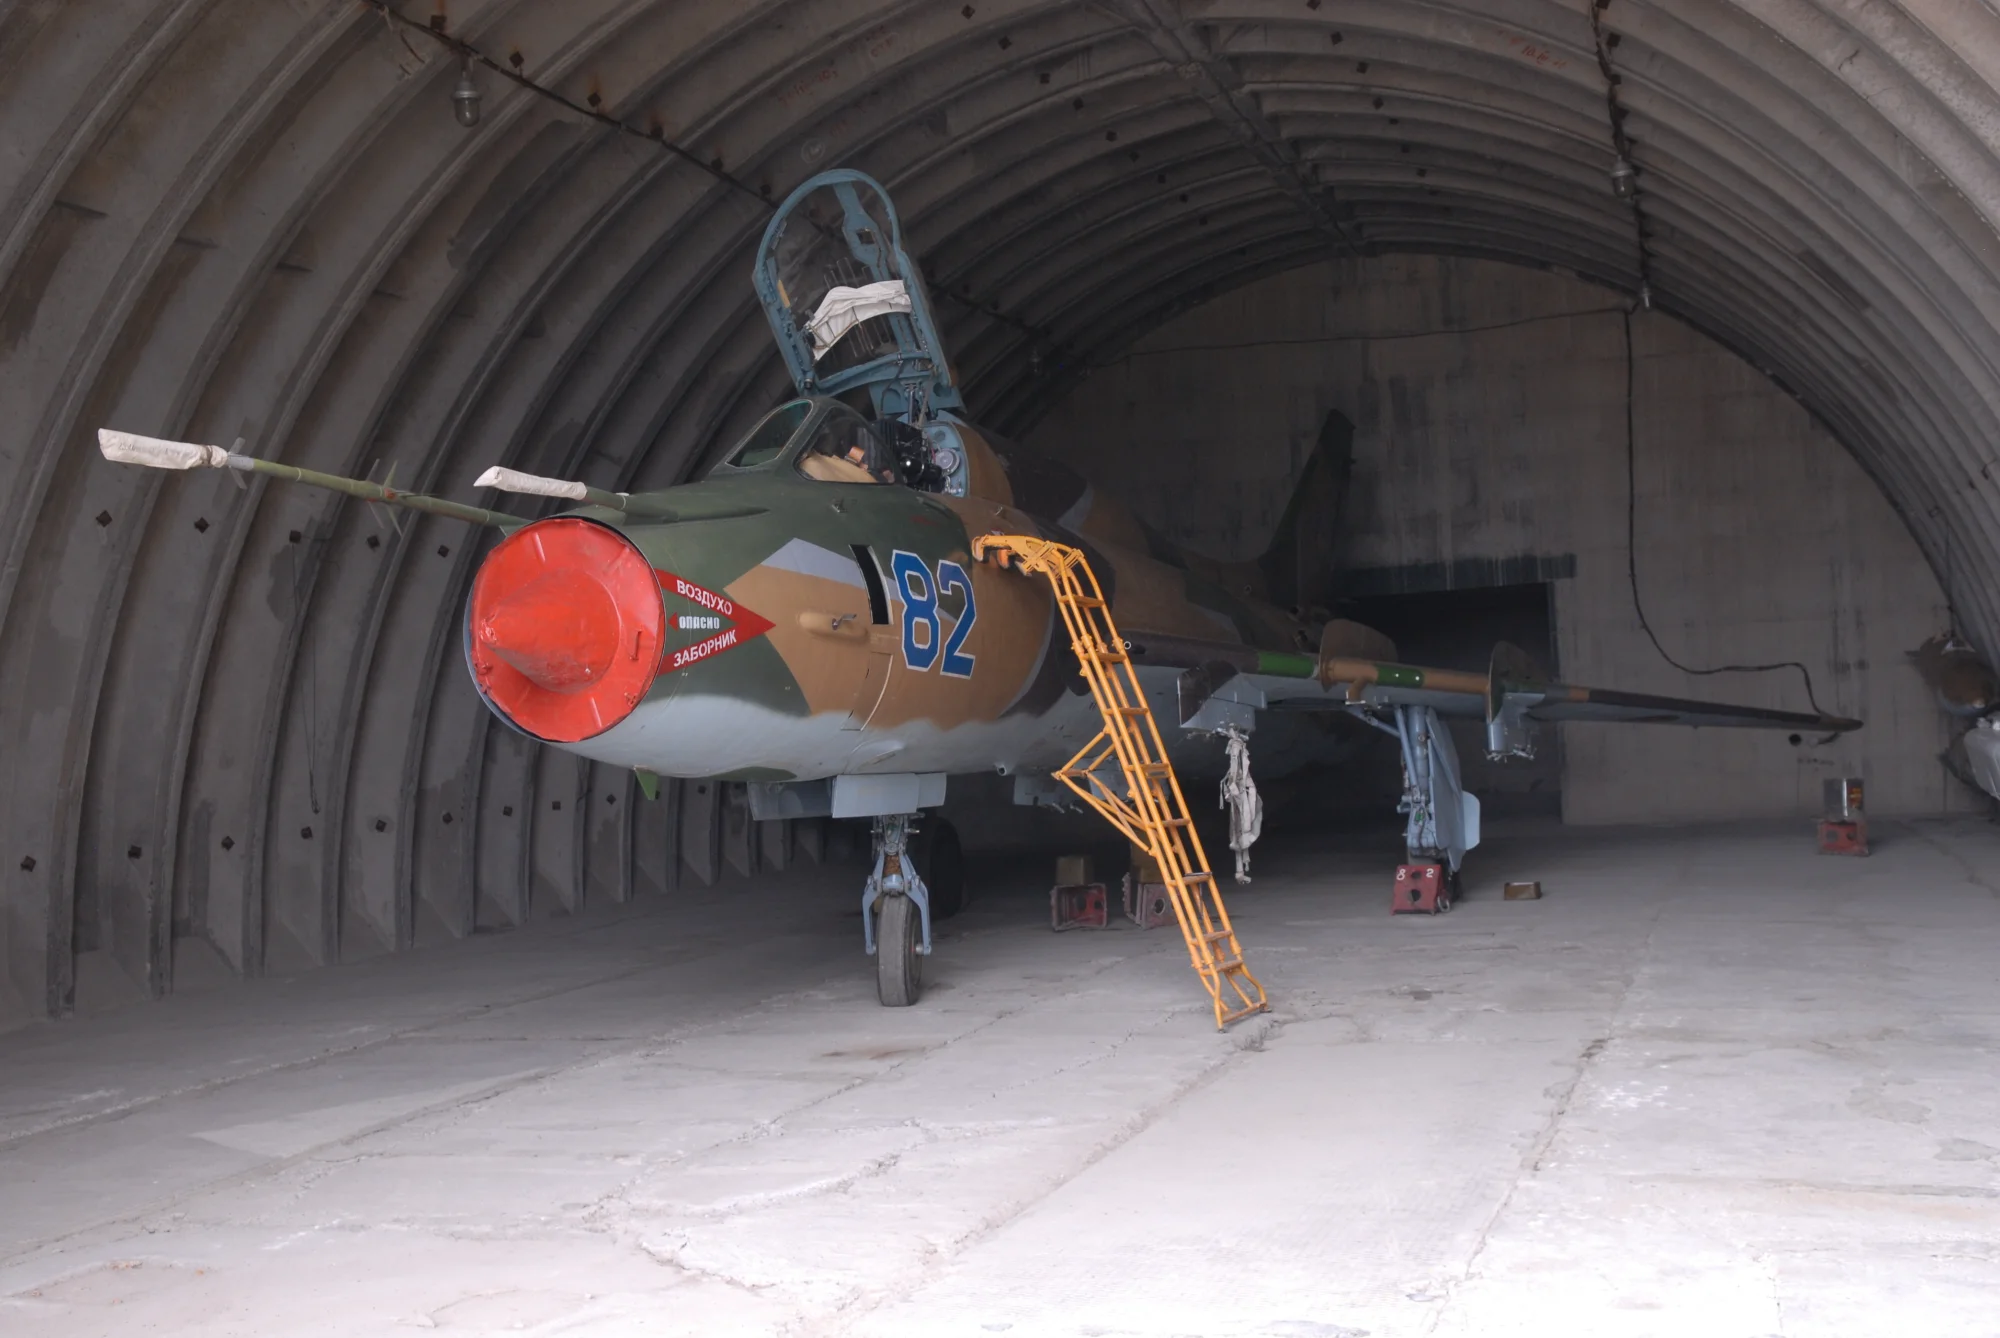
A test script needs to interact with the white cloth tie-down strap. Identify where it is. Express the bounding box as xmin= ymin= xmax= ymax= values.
xmin=806 ymin=279 xmax=911 ymax=359
xmin=1218 ymin=726 xmax=1263 ymax=884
